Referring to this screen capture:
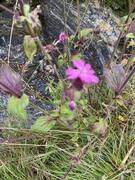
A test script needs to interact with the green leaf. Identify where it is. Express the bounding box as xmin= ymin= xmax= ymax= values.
xmin=60 ymin=103 xmax=75 ymax=121
xmin=120 ymin=13 xmax=135 ymax=24
xmin=128 ymin=40 xmax=135 ymax=48
xmin=92 ymin=118 xmax=108 ymax=137
xmin=7 ymin=94 xmax=29 ymax=120
xmin=31 ymin=116 xmax=55 ymax=133
xmin=120 ymin=16 xmax=128 ymax=24
xmin=13 ymin=16 xmax=26 ymax=25
xmin=20 ymin=16 xmax=26 ymax=22
xmin=23 ymin=4 xmax=30 ymax=16
xmin=79 ymin=28 xmax=92 ymax=38
xmin=68 ymin=35 xmax=75 ymax=42
xmin=71 ymin=53 xmax=82 ymax=61
xmin=126 ymin=33 xmax=135 ymax=39
xmin=23 ymin=35 xmax=37 ymax=61
xmin=57 ymin=53 xmax=67 ymax=67
xmin=20 ymin=94 xmax=29 ymax=108
xmin=50 ymin=111 xmax=59 ymax=118
xmin=130 ymin=56 xmax=135 ymax=62
xmin=86 ymin=115 xmax=97 ymax=124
